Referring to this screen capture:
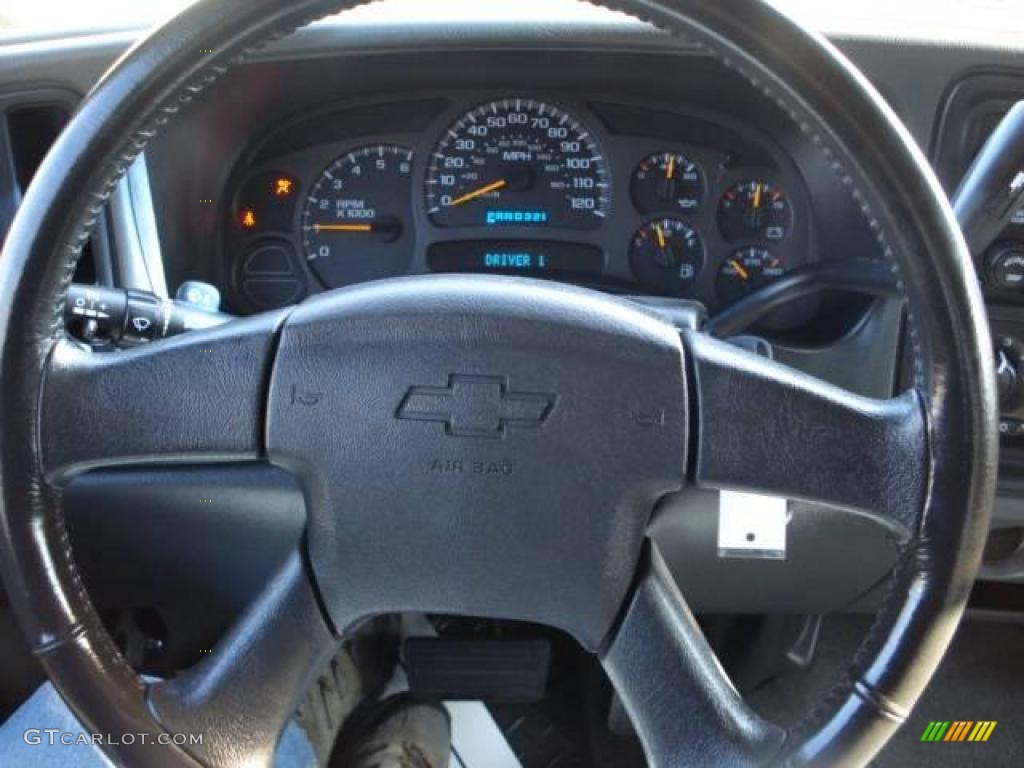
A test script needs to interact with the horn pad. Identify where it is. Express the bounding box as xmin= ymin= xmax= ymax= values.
xmin=267 ymin=275 xmax=688 ymax=649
